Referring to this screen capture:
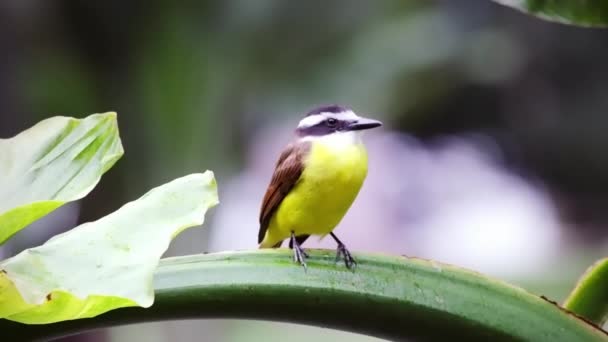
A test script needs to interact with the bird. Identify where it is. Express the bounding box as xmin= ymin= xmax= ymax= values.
xmin=257 ymin=104 xmax=382 ymax=269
